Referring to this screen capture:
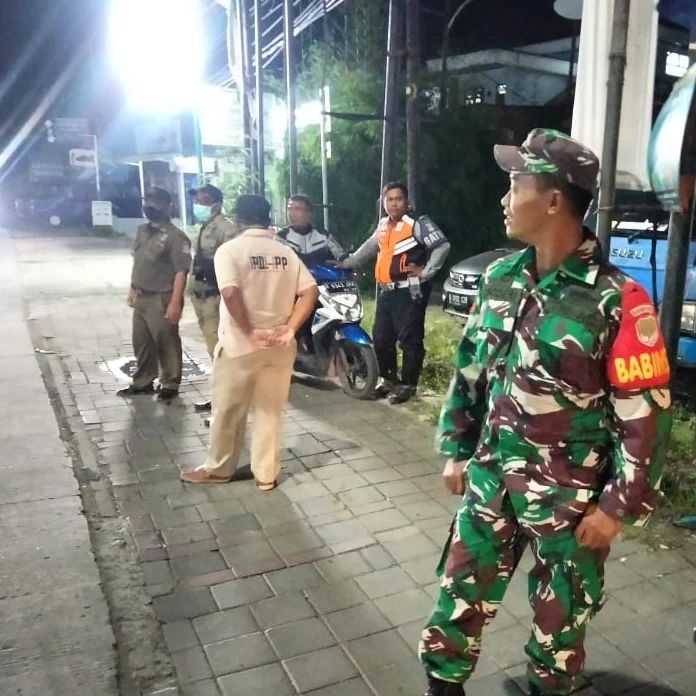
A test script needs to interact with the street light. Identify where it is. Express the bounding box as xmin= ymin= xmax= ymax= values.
xmin=109 ymin=0 xmax=205 ymax=224
xmin=109 ymin=0 xmax=204 ymax=114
